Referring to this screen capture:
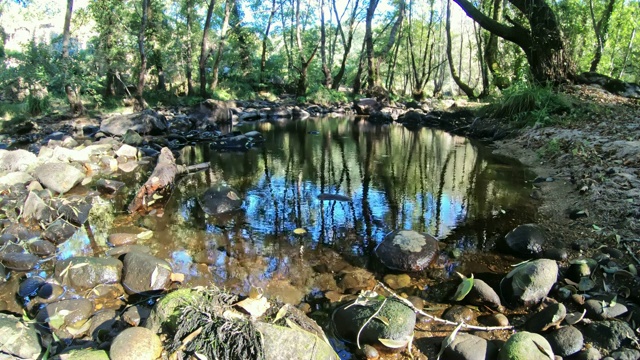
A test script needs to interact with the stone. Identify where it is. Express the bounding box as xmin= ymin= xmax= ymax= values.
xmin=0 ymin=313 xmax=42 ymax=359
xmin=584 ymin=299 xmax=628 ymax=320
xmin=145 ymin=288 xmax=199 ymax=333
xmin=122 ymin=251 xmax=172 ymax=294
xmin=467 ymin=278 xmax=501 ymax=309
xmin=37 ymin=282 xmax=65 ymax=303
xmin=53 ymin=349 xmax=109 ymax=360
xmin=255 ymin=322 xmax=339 ymax=360
xmin=35 ymin=298 xmax=94 ymax=340
xmin=108 ymin=233 xmax=139 ymax=246
xmin=354 ymin=98 xmax=381 ymax=115
xmin=500 ymin=258 xmax=558 ymax=308
xmin=110 ymin=327 xmax=163 ymax=360
xmin=0 ymin=149 xmax=37 ymax=172
xmin=121 ymin=130 xmax=143 ymax=146
xmin=0 ymin=252 xmax=39 ymax=271
xmin=0 ymin=171 xmax=34 ymax=188
xmin=55 ymin=196 xmax=93 ymax=225
xmin=383 ymin=273 xmax=411 ymax=290
xmin=331 ymin=297 xmax=415 ymax=348
xmin=545 ymin=326 xmax=584 ymax=357
xmin=54 ymin=256 xmax=123 ymax=291
xmin=374 ymin=230 xmax=439 ymax=272
xmin=442 ymin=305 xmax=475 ymax=324
xmin=43 ymin=219 xmax=78 ymax=244
xmin=89 ymin=309 xmax=120 ymax=341
xmin=610 ymin=348 xmax=640 ymax=360
xmin=197 ymin=184 xmax=243 ymax=215
xmin=115 ymin=144 xmax=140 ymax=159
xmin=122 ymin=305 xmax=151 ymax=326
xmin=18 ymin=276 xmax=45 ymax=297
xmin=34 ymin=162 xmax=85 ymax=194
xmin=28 ymin=239 xmax=57 ymax=256
xmin=96 ymin=179 xmax=126 ymax=195
xmin=524 ymin=303 xmax=566 ymax=332
xmin=479 ymin=313 xmax=509 ymax=327
xmin=197 ymin=99 xmax=232 ymax=125
xmin=100 ymin=110 xmax=167 ymax=136
xmin=498 ymin=331 xmax=554 ymax=360
xmin=443 ymin=333 xmax=499 ymax=360
xmin=573 ymin=347 xmax=602 ymax=360
xmin=22 ymin=191 xmax=54 ymax=223
xmin=503 ymin=223 xmax=545 ymax=258
xmin=367 ymin=110 xmax=393 ymax=124
xmin=209 ymin=134 xmax=254 ymax=151
xmin=583 ymin=320 xmax=637 ymax=351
